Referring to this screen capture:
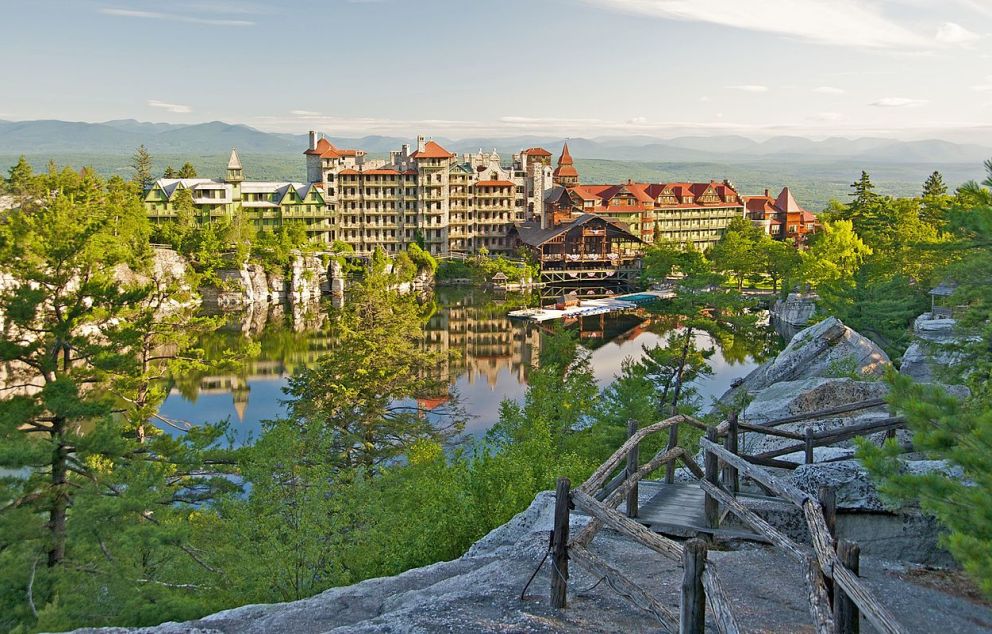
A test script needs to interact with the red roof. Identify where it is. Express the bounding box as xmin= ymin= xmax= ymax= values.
xmin=475 ymin=180 xmax=514 ymax=187
xmin=304 ymin=137 xmax=363 ymax=159
xmin=557 ymin=142 xmax=574 ymax=166
xmin=412 ymin=140 xmax=455 ymax=159
xmin=553 ymin=165 xmax=579 ymax=178
xmin=522 ymin=147 xmax=552 ymax=157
